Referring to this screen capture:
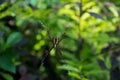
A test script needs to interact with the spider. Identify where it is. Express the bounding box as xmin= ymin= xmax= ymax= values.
xmin=40 ymin=30 xmax=65 ymax=64
xmin=47 ymin=30 xmax=65 ymax=57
